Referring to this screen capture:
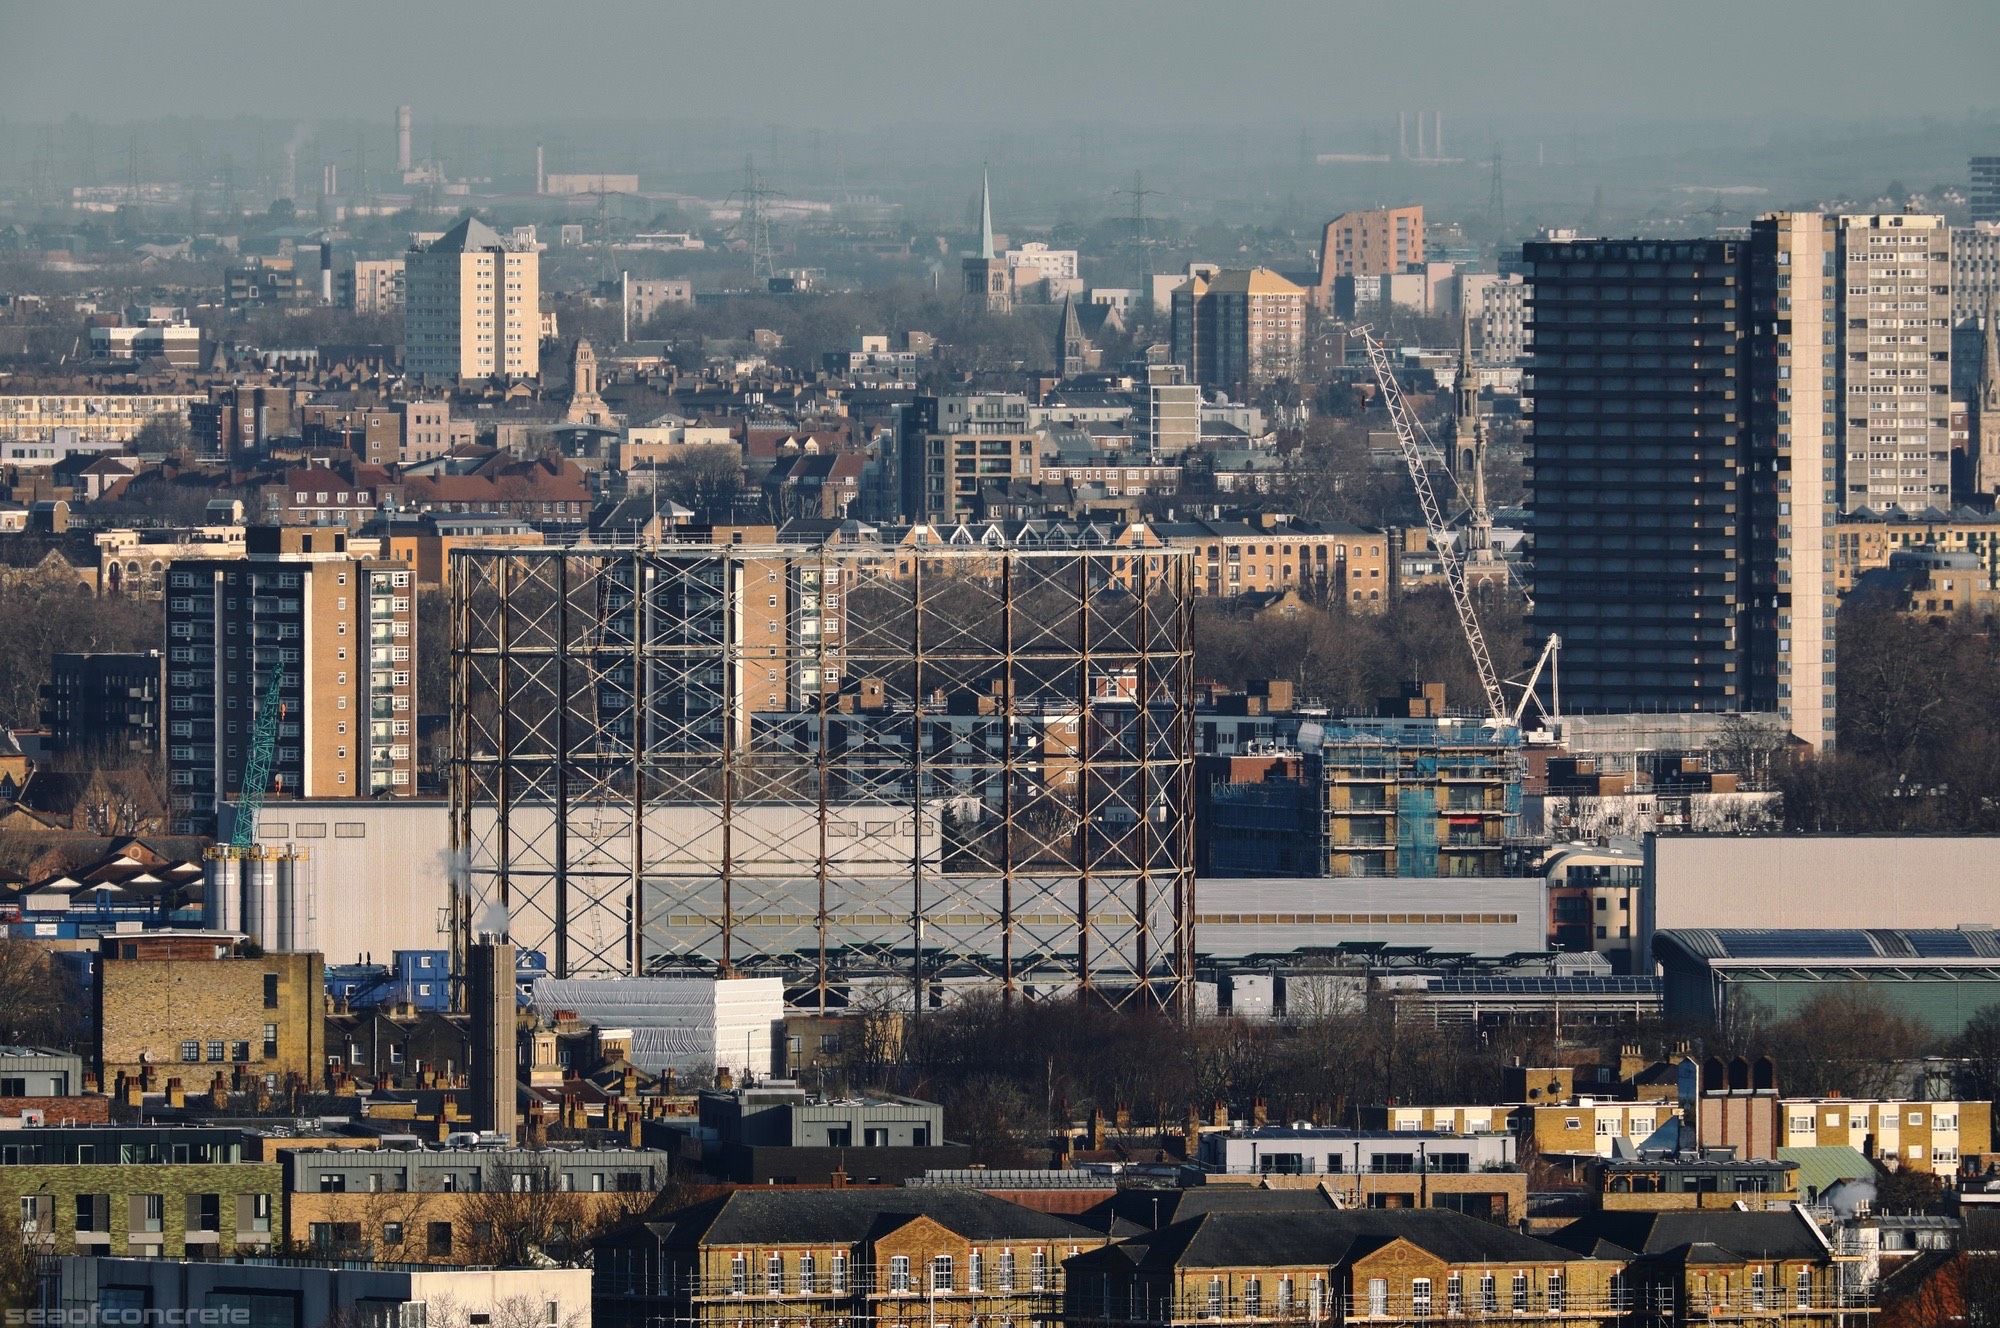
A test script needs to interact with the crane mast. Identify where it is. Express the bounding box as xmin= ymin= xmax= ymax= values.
xmin=230 ymin=656 xmax=286 ymax=850
xmin=1358 ymin=326 xmax=1510 ymax=724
